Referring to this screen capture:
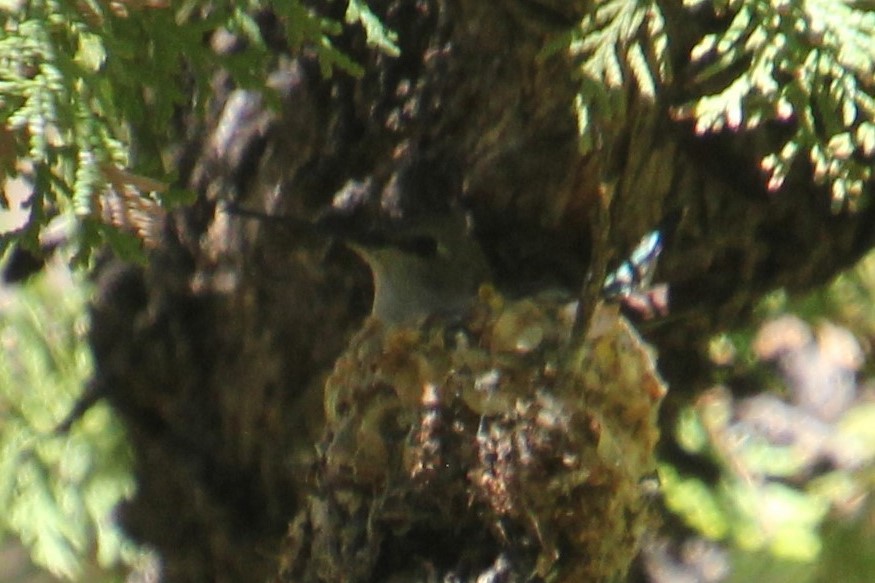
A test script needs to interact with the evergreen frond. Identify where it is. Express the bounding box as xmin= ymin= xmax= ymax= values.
xmin=570 ymin=0 xmax=671 ymax=153
xmin=0 ymin=0 xmax=377 ymax=263
xmin=346 ymin=0 xmax=400 ymax=58
xmin=0 ymin=264 xmax=137 ymax=579
xmin=674 ymin=0 xmax=875 ymax=209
